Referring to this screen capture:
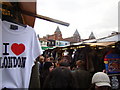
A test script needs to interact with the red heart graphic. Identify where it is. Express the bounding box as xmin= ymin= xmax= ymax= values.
xmin=11 ymin=43 xmax=25 ymax=55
